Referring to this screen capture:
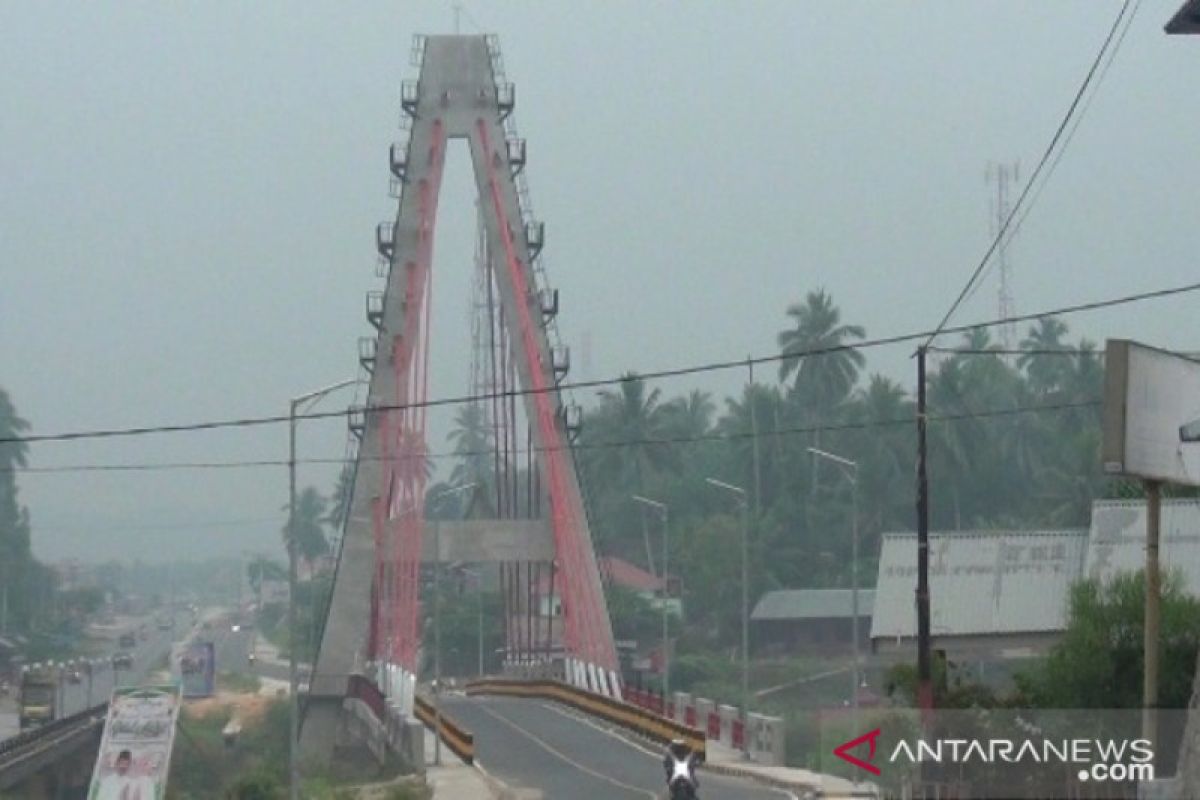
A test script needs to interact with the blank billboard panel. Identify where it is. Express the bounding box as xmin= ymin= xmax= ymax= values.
xmin=1102 ymin=339 xmax=1200 ymax=487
